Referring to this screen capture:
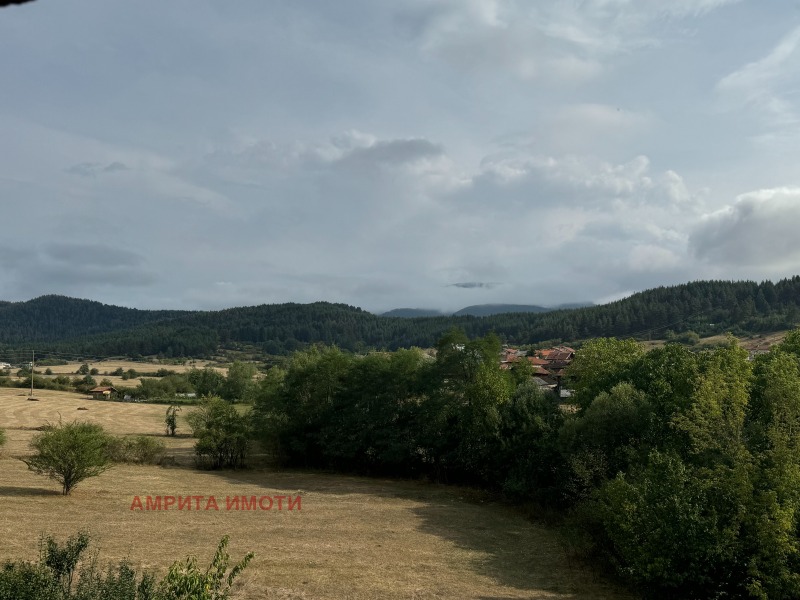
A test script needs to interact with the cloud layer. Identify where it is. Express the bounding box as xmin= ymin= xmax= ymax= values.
xmin=0 ymin=1 xmax=798 ymax=311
